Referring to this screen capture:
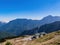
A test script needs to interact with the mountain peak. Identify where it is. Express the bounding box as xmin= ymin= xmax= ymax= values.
xmin=42 ymin=15 xmax=53 ymax=20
